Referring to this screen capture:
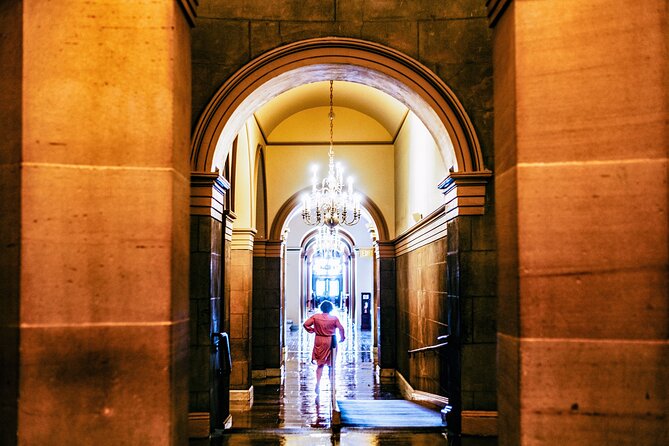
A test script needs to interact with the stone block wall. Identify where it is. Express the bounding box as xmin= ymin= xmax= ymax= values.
xmin=491 ymin=1 xmax=668 ymax=444
xmin=189 ymin=215 xmax=223 ymax=412
xmin=396 ymin=238 xmax=449 ymax=395
xmin=252 ymin=255 xmax=283 ymax=374
xmin=191 ymin=0 xmax=493 ymax=170
xmin=395 ymin=211 xmax=497 ymax=429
